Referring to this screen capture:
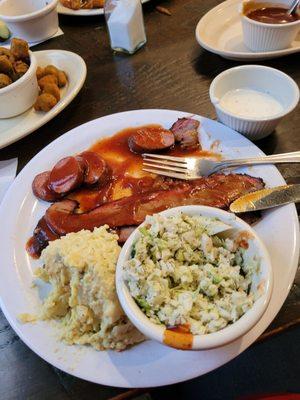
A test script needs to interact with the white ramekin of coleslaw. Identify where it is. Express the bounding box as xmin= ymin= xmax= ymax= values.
xmin=116 ymin=205 xmax=273 ymax=350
